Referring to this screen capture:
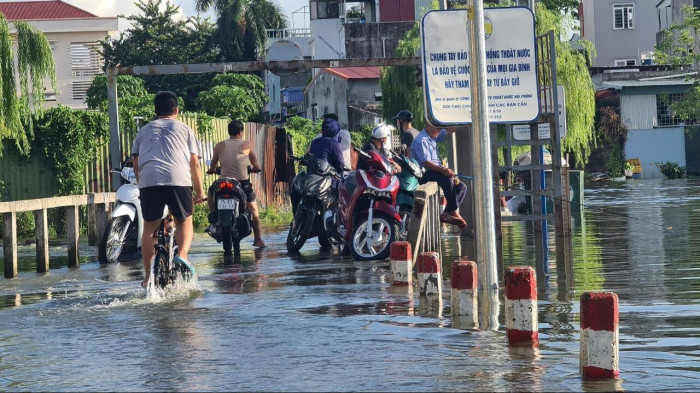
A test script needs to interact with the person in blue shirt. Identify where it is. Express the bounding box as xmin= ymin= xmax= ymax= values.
xmin=308 ymin=117 xmax=345 ymax=175
xmin=411 ymin=123 xmax=467 ymax=228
